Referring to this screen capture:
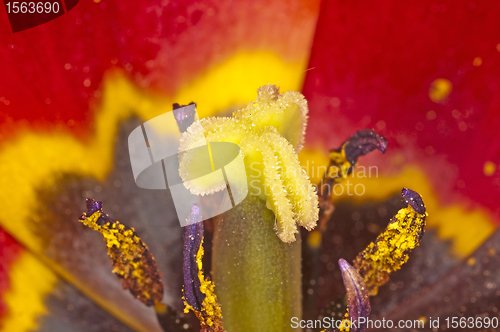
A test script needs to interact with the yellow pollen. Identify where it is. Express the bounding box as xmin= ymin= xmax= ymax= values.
xmin=354 ymin=205 xmax=426 ymax=295
xmin=183 ymin=237 xmax=223 ymax=330
xmin=79 ymin=211 xmax=163 ymax=306
xmin=429 ymin=78 xmax=452 ymax=103
xmin=307 ymin=230 xmax=322 ymax=249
